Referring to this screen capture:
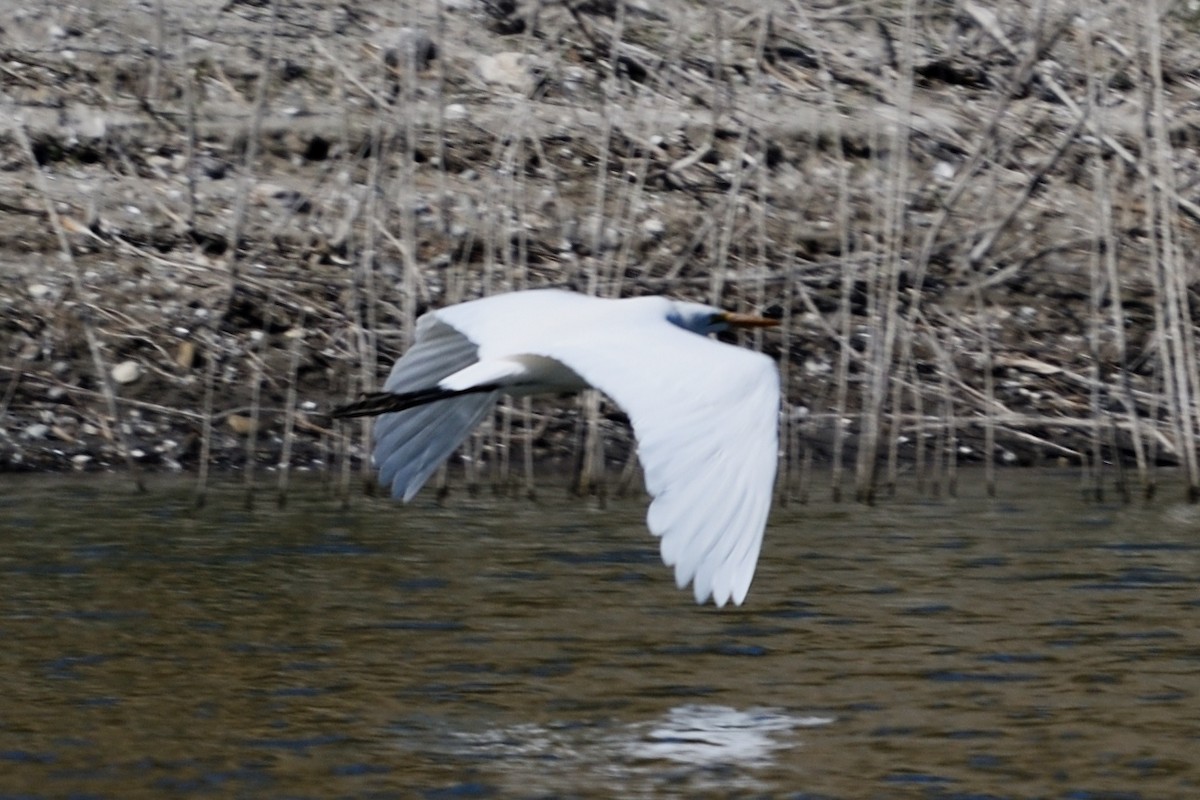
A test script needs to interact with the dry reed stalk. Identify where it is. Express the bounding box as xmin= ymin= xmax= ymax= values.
xmin=13 ymin=122 xmax=145 ymax=493
xmin=1159 ymin=219 xmax=1199 ymax=496
xmin=183 ymin=62 xmax=198 ymax=232
xmin=0 ymin=360 xmax=21 ymax=420
xmin=727 ymin=10 xmax=771 ymax=341
xmin=396 ymin=46 xmax=420 ymax=352
xmin=338 ymin=413 xmax=353 ymax=510
xmin=945 ymin=374 xmax=959 ymax=498
xmin=796 ymin=423 xmax=814 ymax=506
xmin=223 ymin=0 xmax=278 ymax=309
xmin=851 ymin=121 xmax=889 ymax=503
xmin=1102 ymin=192 xmax=1149 ymax=494
xmin=433 ymin=0 xmax=451 ymax=235
xmin=491 ymin=137 xmax=531 ymax=493
xmin=824 ymin=71 xmax=854 ymax=503
xmin=348 ymin=113 xmax=387 ymax=493
xmin=926 ymin=327 xmax=960 ymax=497
xmin=1107 ymin=417 xmax=1130 ymax=503
xmin=1084 ymin=27 xmax=1105 ymax=502
xmin=604 ymin=130 xmax=653 ymax=299
xmin=508 ymin=139 xmax=537 ymax=499
xmin=614 ymin=445 xmax=640 ymax=499
xmin=522 ymin=396 xmax=537 ymax=501
xmin=497 ymin=399 xmax=514 ymax=496
xmin=432 ymin=462 xmax=449 ymax=503
xmin=570 ymin=13 xmax=633 ymax=499
xmin=777 ymin=259 xmax=796 ymax=504
xmin=973 ymin=282 xmax=996 ymax=496
xmin=587 ymin=0 xmax=641 ymax=298
xmin=318 ymin=419 xmax=332 ymax=495
xmin=195 ymin=331 xmax=218 ymax=508
xmin=147 ymin=0 xmax=164 ymax=103
xmin=584 ymin=122 xmax=615 ymax=298
xmin=1086 ymin=25 xmax=1148 ymax=497
xmin=856 ymin=0 xmax=916 ymax=503
xmin=750 ymin=190 xmax=769 ymax=357
xmin=708 ymin=98 xmax=757 ymax=305
xmin=276 ymin=324 xmax=304 ymax=508
xmin=1086 ymin=242 xmax=1104 ymax=501
xmin=1142 ymin=10 xmax=1200 ymax=498
xmin=241 ymin=332 xmax=266 ymax=510
xmin=910 ymin=339 xmax=928 ymax=495
xmin=881 ymin=0 xmax=920 ymax=501
xmin=466 ymin=421 xmax=486 ymax=497
xmin=883 ymin=370 xmax=903 ymax=498
xmin=577 ymin=391 xmax=607 ymax=500
xmin=929 ymin=342 xmax=947 ymax=498
xmin=853 ymin=260 xmax=882 ymax=501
